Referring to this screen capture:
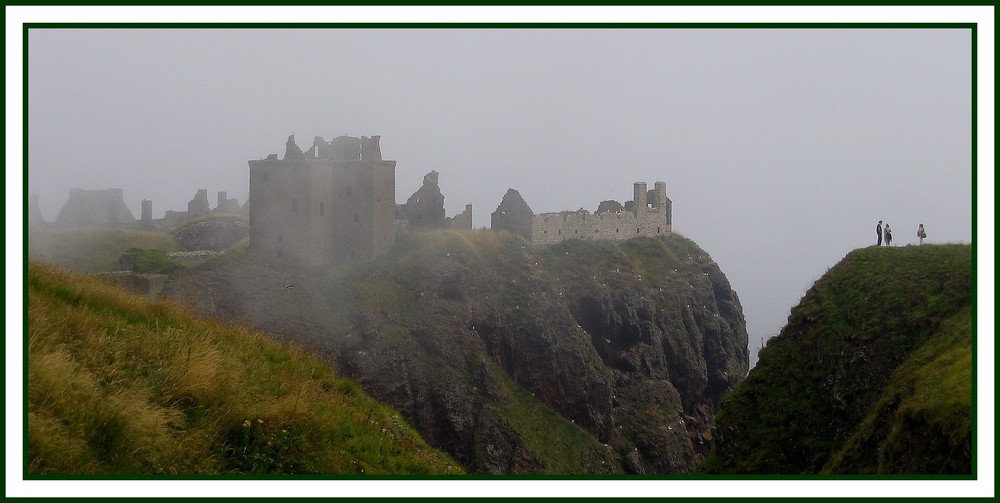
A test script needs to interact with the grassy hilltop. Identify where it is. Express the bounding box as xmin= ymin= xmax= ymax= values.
xmin=27 ymin=261 xmax=461 ymax=475
xmin=701 ymin=244 xmax=973 ymax=474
